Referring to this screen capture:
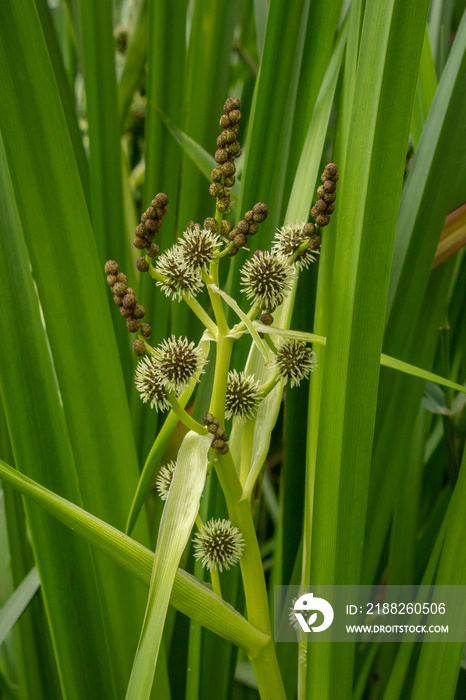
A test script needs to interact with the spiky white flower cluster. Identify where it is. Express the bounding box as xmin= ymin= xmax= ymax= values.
xmin=134 ymin=336 xmax=207 ymax=410
xmin=273 ymin=221 xmax=319 ymax=270
xmin=155 ymin=461 xmax=176 ymax=500
xmin=177 ymin=224 xmax=220 ymax=272
xmin=240 ymin=251 xmax=294 ymax=311
xmin=273 ymin=339 xmax=317 ymax=387
xmin=154 ymin=226 xmax=220 ymax=301
xmin=155 ymin=248 xmax=203 ymax=302
xmin=225 ymin=370 xmax=262 ymax=422
xmin=193 ymin=518 xmax=245 ymax=572
xmin=134 ymin=356 xmax=172 ymax=412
